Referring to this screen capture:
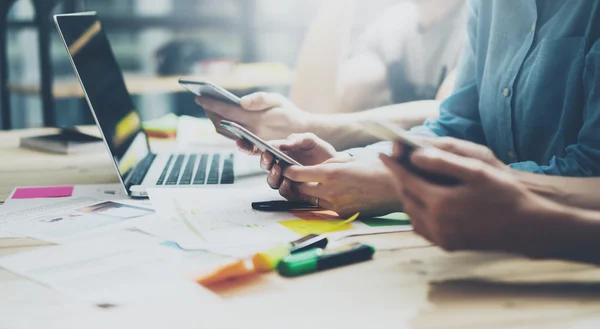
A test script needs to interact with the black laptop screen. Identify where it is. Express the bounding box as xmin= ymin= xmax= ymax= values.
xmin=55 ymin=13 xmax=150 ymax=183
